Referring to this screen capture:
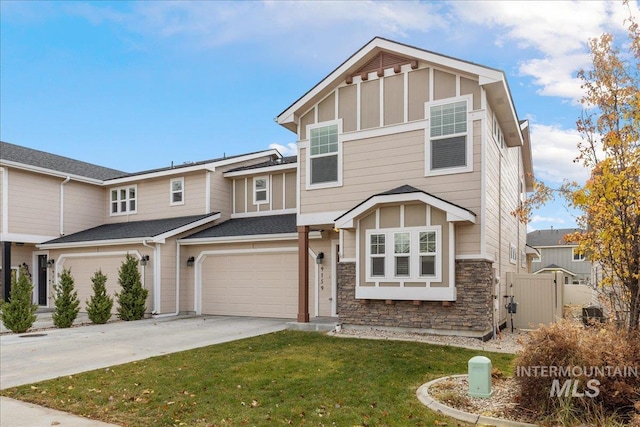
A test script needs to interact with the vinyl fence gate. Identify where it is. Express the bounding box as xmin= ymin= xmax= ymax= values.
xmin=506 ymin=271 xmax=564 ymax=330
